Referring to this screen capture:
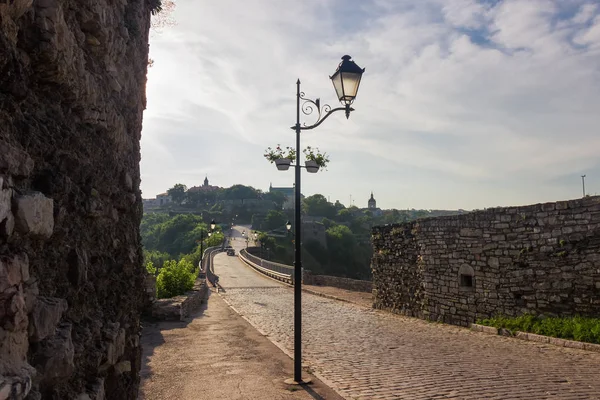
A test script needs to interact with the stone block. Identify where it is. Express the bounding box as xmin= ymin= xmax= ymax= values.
xmin=32 ymin=323 xmax=74 ymax=384
xmin=460 ymin=228 xmax=482 ymax=237
xmin=0 ymin=188 xmax=11 ymax=222
xmin=0 ymin=373 xmax=33 ymax=400
xmin=88 ymin=378 xmax=105 ymax=400
xmin=0 ymin=142 xmax=34 ymax=177
xmin=0 ymin=212 xmax=15 ymax=237
xmin=13 ymin=193 xmax=54 ymax=238
xmin=0 ymin=254 xmax=28 ymax=292
xmin=105 ymin=328 xmax=126 ymax=366
xmin=29 ymin=297 xmax=68 ymax=342
xmin=114 ymin=361 xmax=131 ymax=375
